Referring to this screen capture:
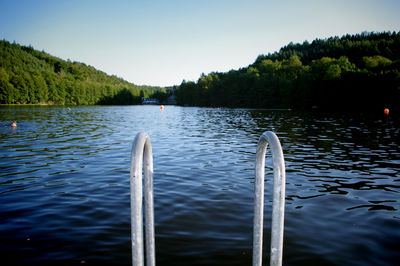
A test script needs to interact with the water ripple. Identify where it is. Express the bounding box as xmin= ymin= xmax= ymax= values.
xmin=0 ymin=106 xmax=399 ymax=265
